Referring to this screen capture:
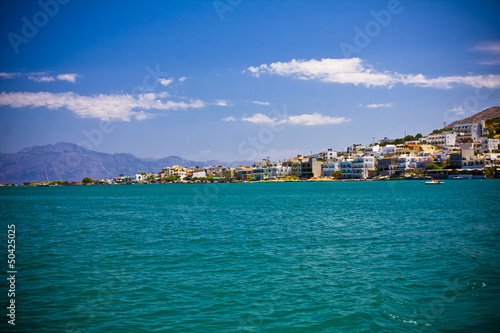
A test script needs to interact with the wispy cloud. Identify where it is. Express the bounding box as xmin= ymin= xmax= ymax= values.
xmin=0 ymin=72 xmax=20 ymax=79
xmin=28 ymin=76 xmax=55 ymax=83
xmin=222 ymin=116 xmax=237 ymax=122
xmin=239 ymin=112 xmax=350 ymax=126
xmin=0 ymin=91 xmax=205 ymax=121
xmin=248 ymin=100 xmax=270 ymax=105
xmin=449 ymin=106 xmax=468 ymax=115
xmin=365 ymin=103 xmax=394 ymax=108
xmin=214 ymin=99 xmax=232 ymax=106
xmin=0 ymin=72 xmax=80 ymax=83
xmin=178 ymin=76 xmax=187 ymax=82
xmin=1 ymin=72 xmax=48 ymax=79
xmin=158 ymin=78 xmax=174 ymax=86
xmin=474 ymin=41 xmax=500 ymax=54
xmin=246 ymin=58 xmax=500 ymax=89
xmin=473 ymin=41 xmax=500 ymax=65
